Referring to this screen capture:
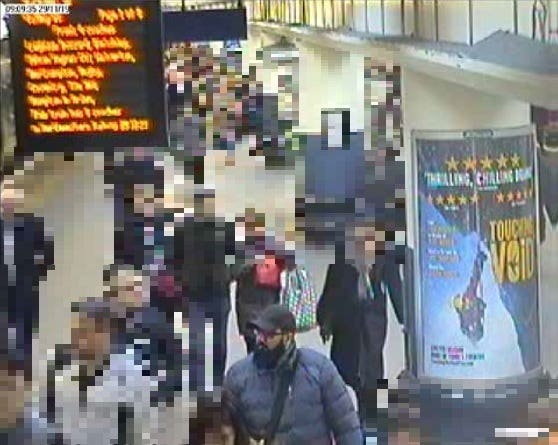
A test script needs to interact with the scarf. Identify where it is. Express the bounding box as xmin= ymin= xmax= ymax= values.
xmin=358 ymin=264 xmax=375 ymax=301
